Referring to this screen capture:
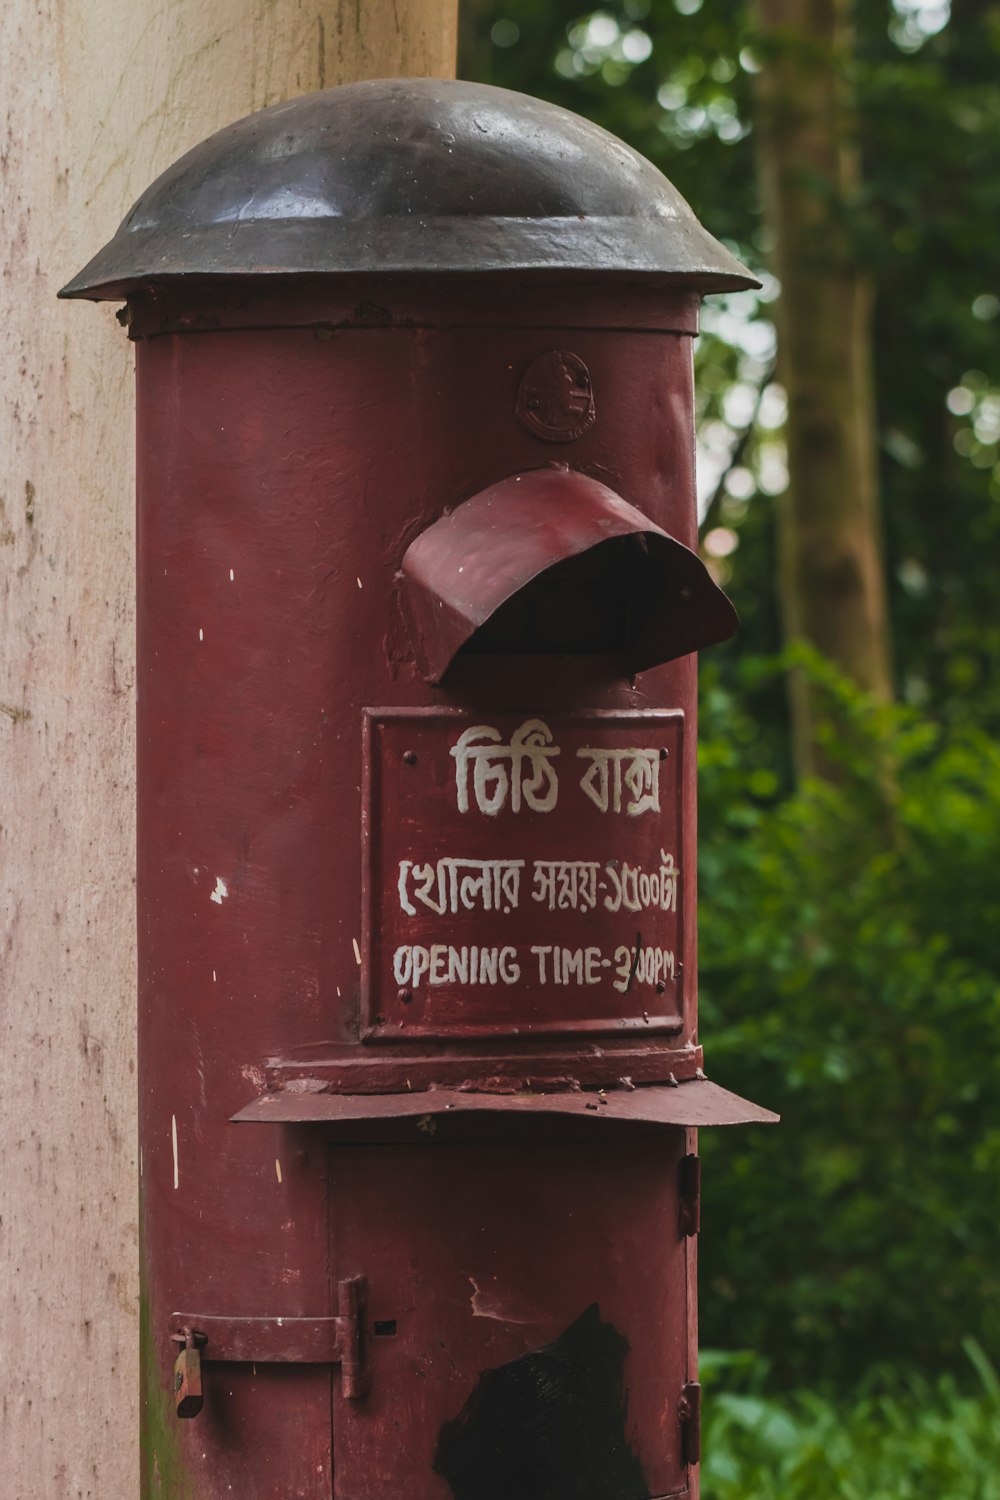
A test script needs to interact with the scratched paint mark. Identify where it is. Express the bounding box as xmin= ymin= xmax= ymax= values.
xmin=468 ymin=1277 xmax=542 ymax=1325
xmin=210 ymin=877 xmax=228 ymax=904
xmin=352 ymin=938 xmax=361 ymax=966
xmin=171 ymin=1116 xmax=179 ymax=1190
xmin=212 ymin=970 xmax=217 ymax=983
xmin=275 ymin=1159 xmax=283 ymax=1184
xmin=356 ymin=576 xmax=363 ymax=589
xmin=229 ymin=568 xmax=235 ymax=582
xmin=198 ymin=629 xmax=204 ymax=642
xmin=433 ymin=1305 xmax=647 ymax=1500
